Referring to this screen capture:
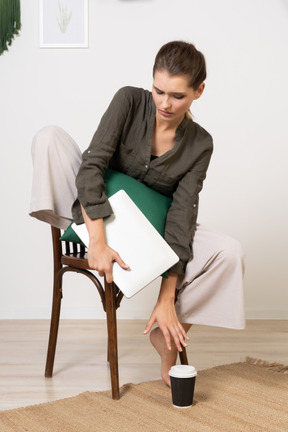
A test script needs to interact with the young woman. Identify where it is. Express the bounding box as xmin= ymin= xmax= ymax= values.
xmin=30 ymin=41 xmax=245 ymax=386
